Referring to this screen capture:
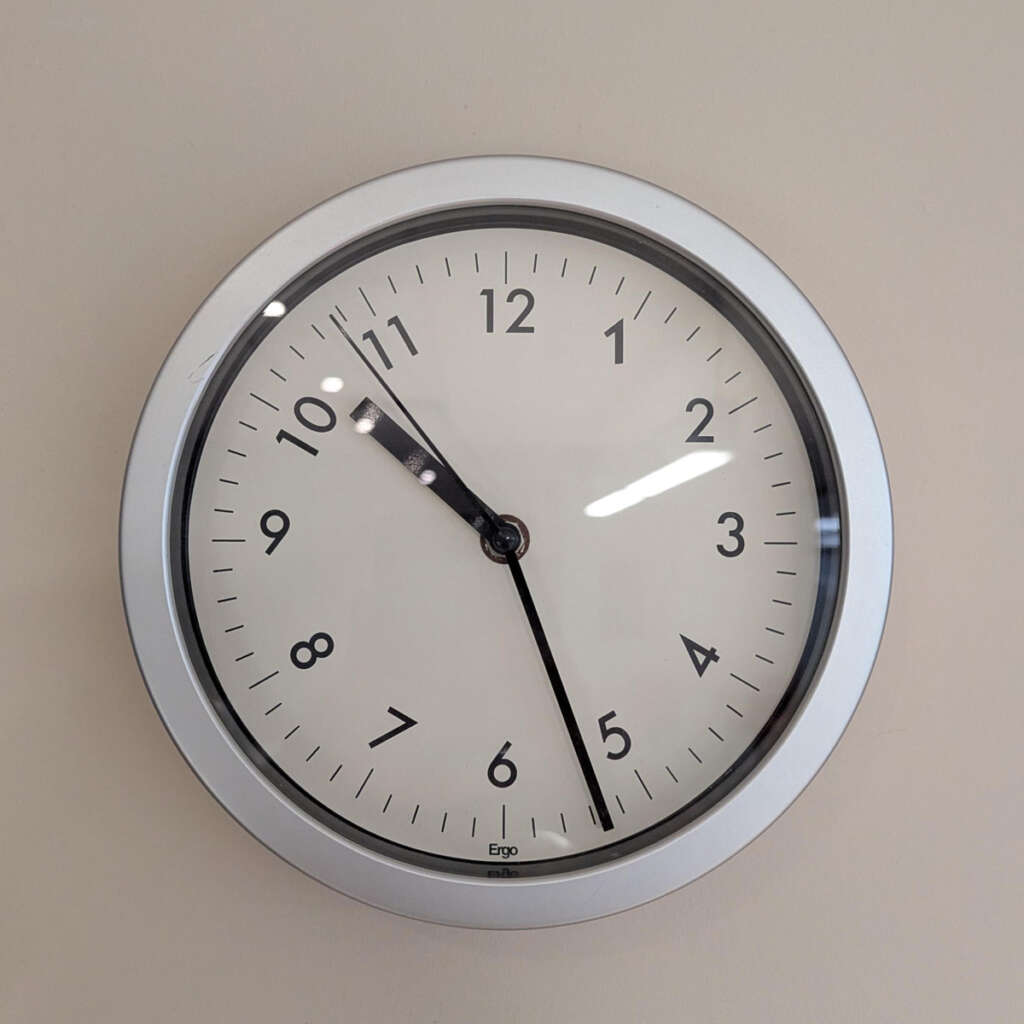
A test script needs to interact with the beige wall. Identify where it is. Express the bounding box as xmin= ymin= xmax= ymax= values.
xmin=3 ymin=2 xmax=1021 ymax=1020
